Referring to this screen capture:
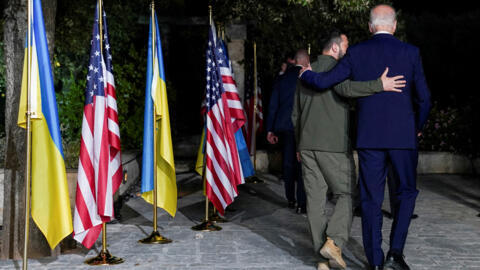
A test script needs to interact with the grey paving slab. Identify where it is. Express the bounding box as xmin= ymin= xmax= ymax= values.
xmin=0 ymin=173 xmax=479 ymax=269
